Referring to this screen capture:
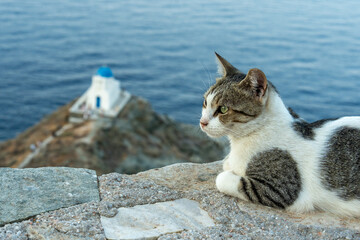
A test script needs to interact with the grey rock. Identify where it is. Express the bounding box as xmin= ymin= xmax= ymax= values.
xmin=27 ymin=225 xmax=79 ymax=240
xmin=0 ymin=167 xmax=99 ymax=226
xmin=0 ymin=201 xmax=105 ymax=240
xmin=29 ymin=201 xmax=105 ymax=240
xmin=101 ymin=198 xmax=215 ymax=240
xmin=98 ymin=173 xmax=182 ymax=218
